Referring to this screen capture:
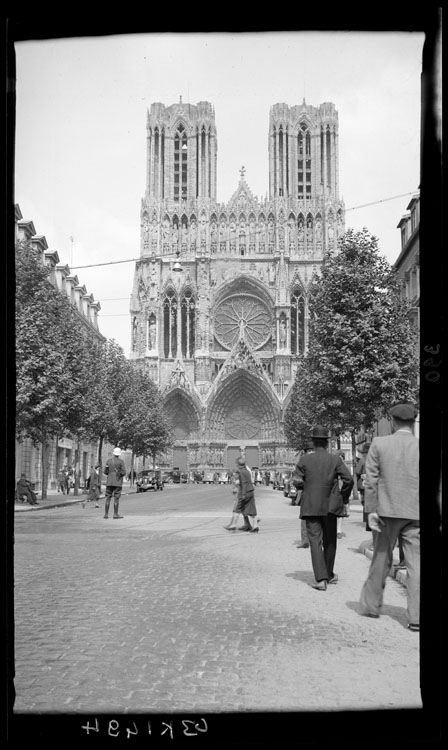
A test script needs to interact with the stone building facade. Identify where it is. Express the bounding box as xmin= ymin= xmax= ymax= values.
xmin=129 ymin=99 xmax=345 ymax=472
xmin=15 ymin=204 xmax=106 ymax=491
